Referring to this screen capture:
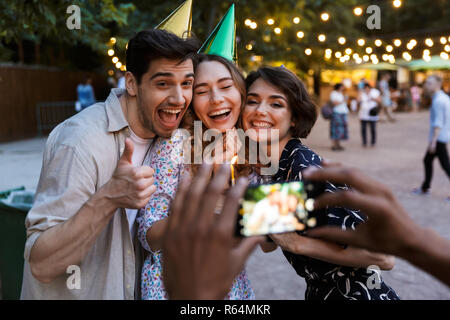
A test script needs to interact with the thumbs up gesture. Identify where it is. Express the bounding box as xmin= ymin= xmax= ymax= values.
xmin=107 ymin=138 xmax=156 ymax=209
